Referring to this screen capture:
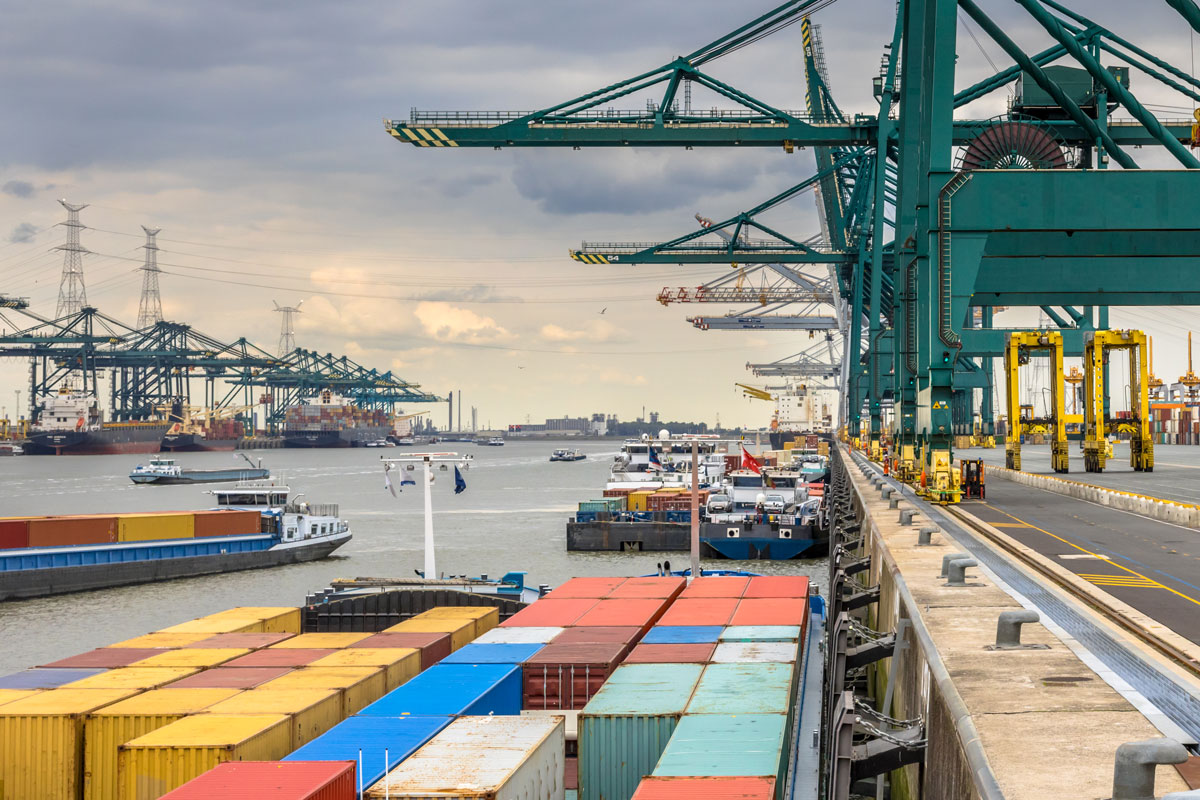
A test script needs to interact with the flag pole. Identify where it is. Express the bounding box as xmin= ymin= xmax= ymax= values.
xmin=381 ymin=452 xmax=473 ymax=580
xmin=689 ymin=439 xmax=700 ymax=582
